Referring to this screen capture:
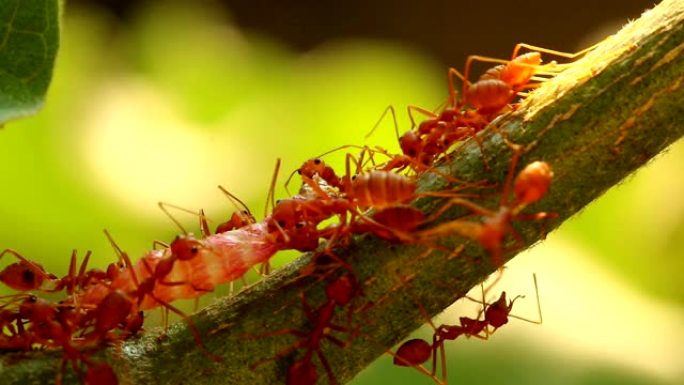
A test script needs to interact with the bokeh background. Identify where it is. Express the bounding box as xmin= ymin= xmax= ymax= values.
xmin=0 ymin=0 xmax=682 ymax=384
